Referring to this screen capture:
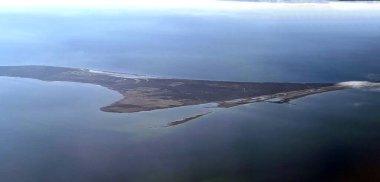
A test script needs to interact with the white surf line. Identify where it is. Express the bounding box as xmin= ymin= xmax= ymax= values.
xmin=86 ymin=69 xmax=157 ymax=83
